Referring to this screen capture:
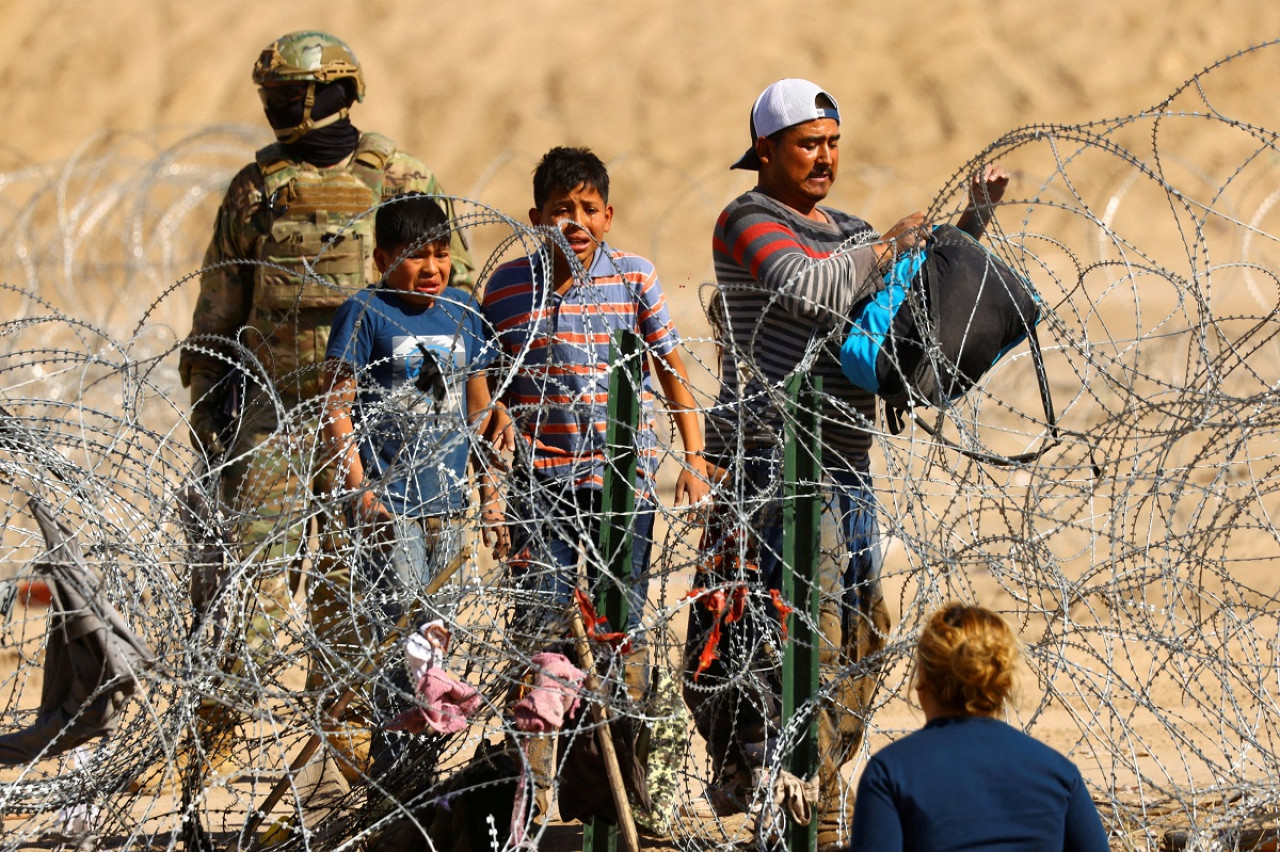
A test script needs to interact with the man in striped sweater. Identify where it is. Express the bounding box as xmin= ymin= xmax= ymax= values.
xmin=706 ymin=78 xmax=929 ymax=849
